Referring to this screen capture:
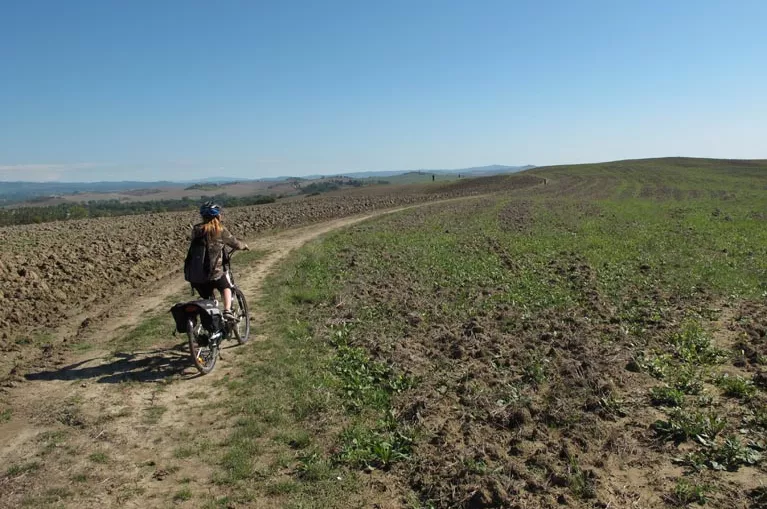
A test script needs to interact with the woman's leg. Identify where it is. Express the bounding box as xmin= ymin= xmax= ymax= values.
xmin=222 ymin=287 xmax=233 ymax=312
